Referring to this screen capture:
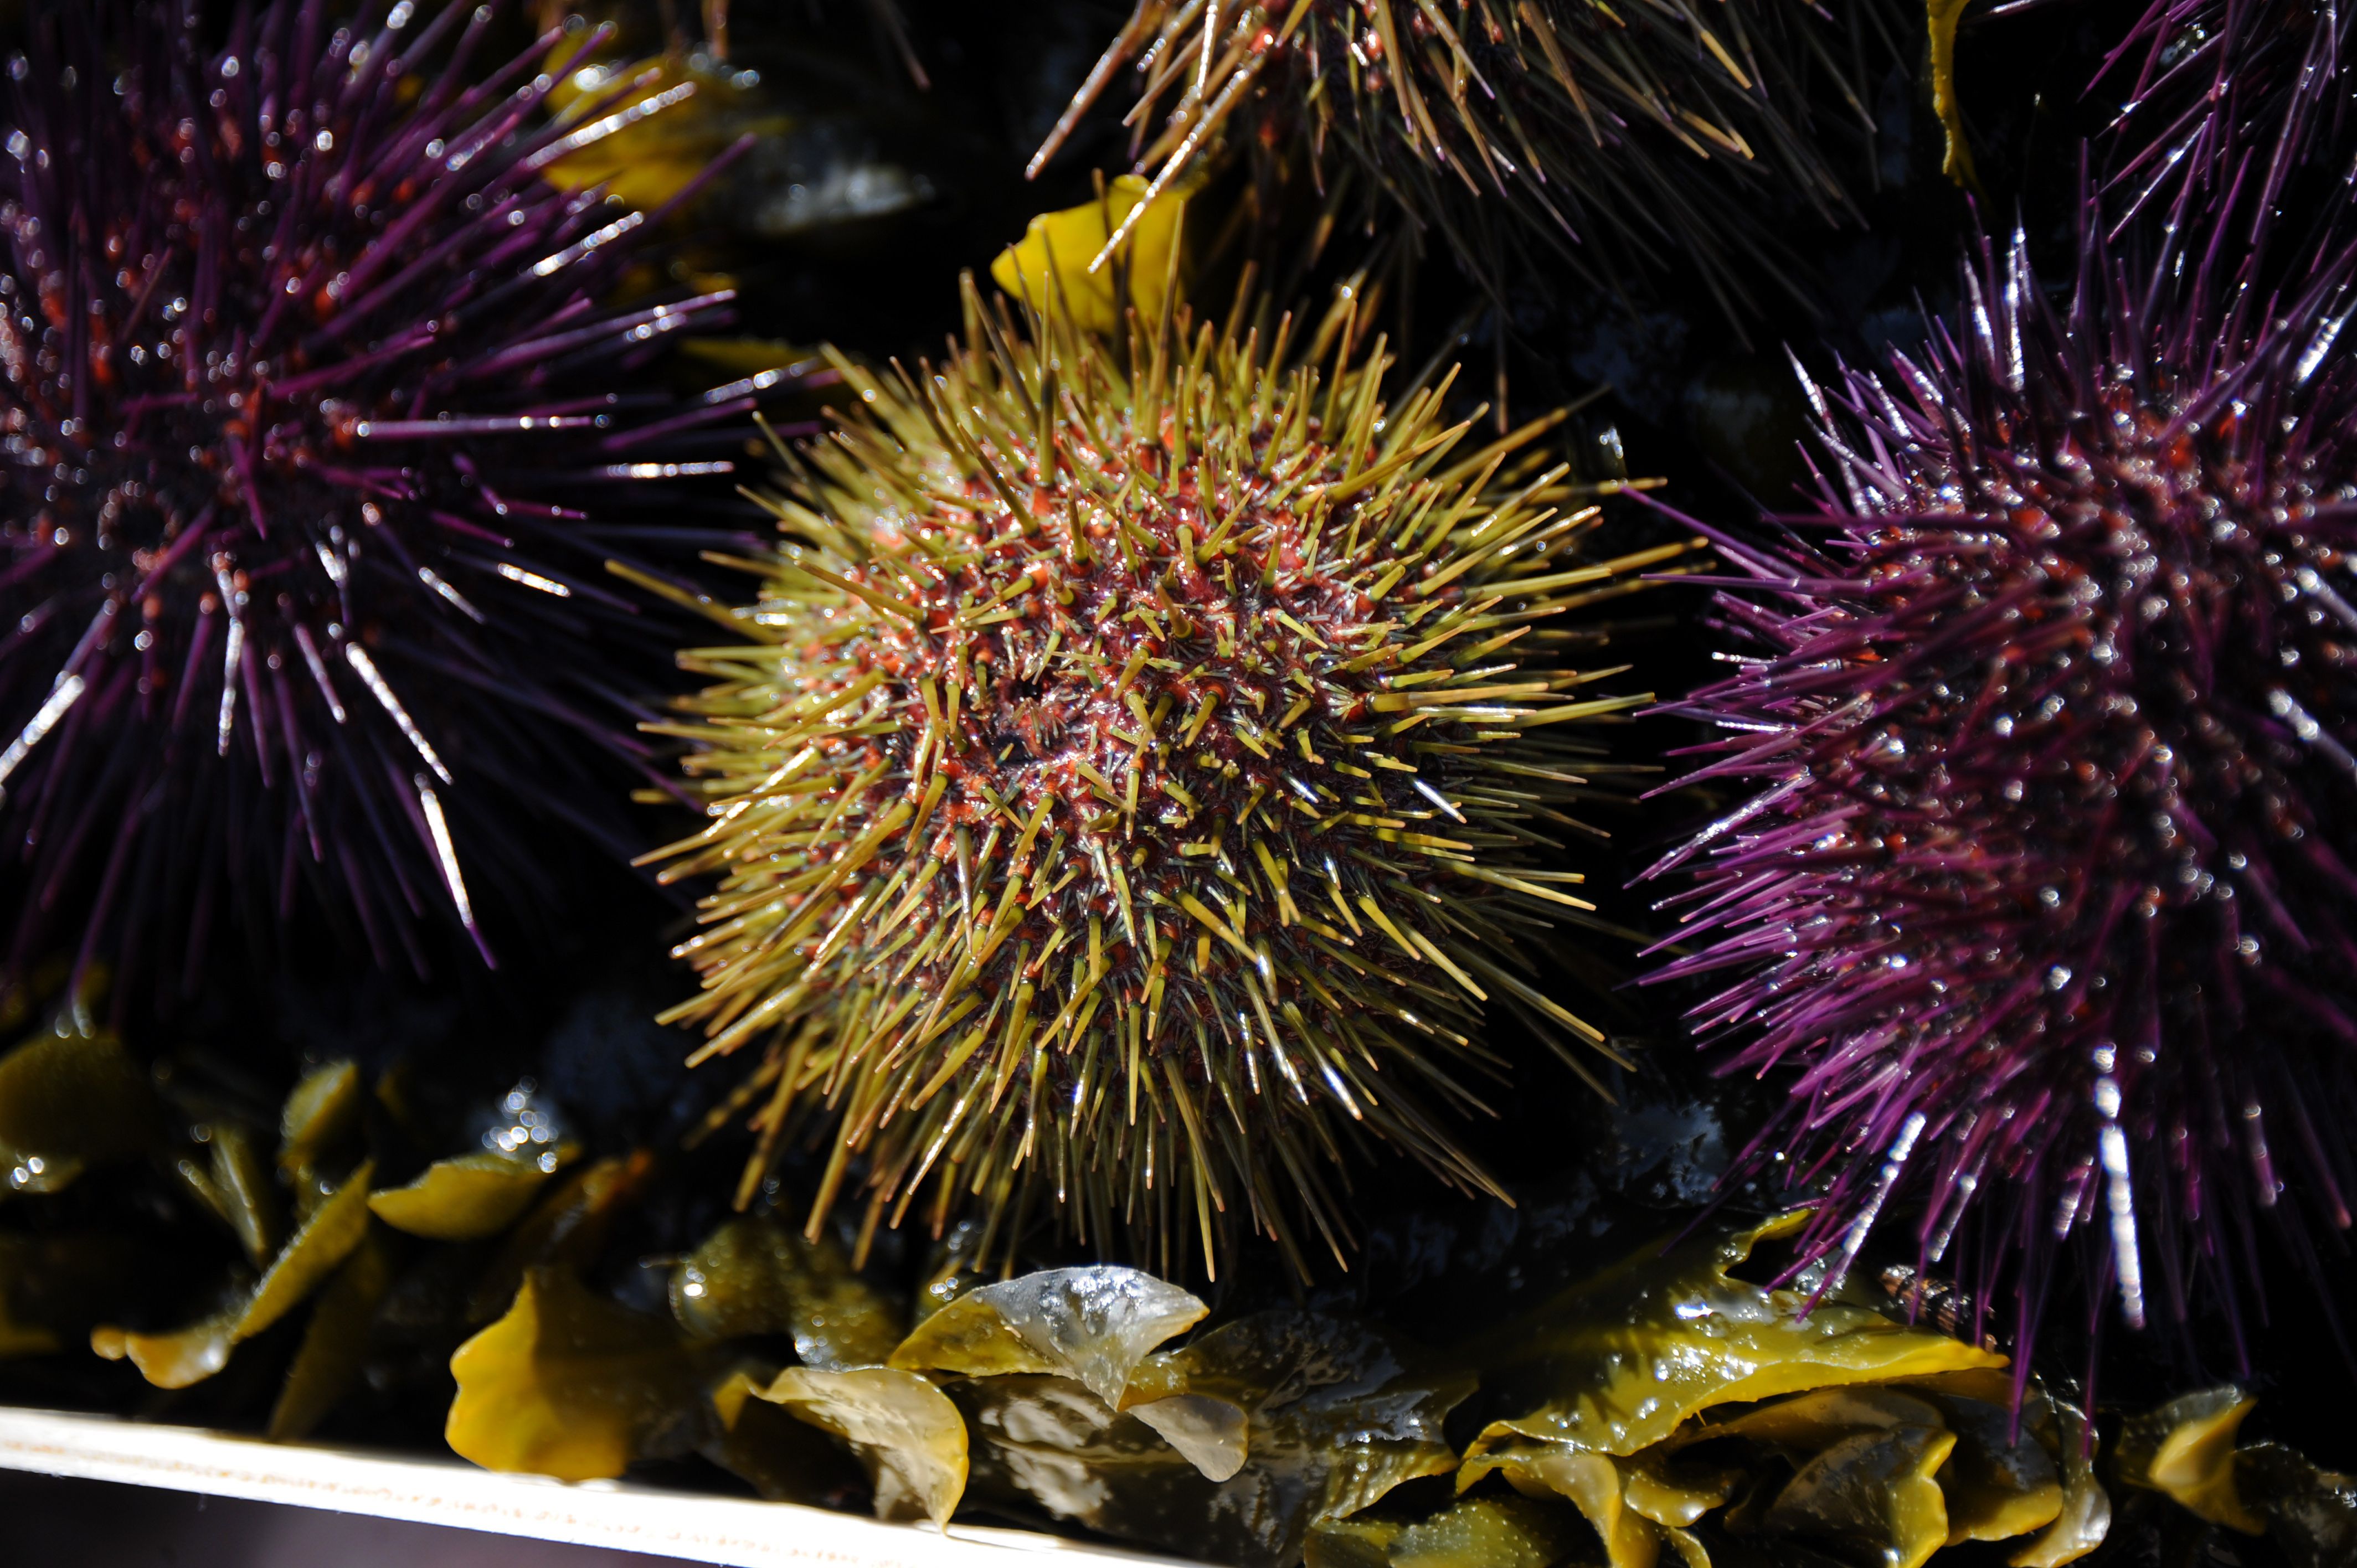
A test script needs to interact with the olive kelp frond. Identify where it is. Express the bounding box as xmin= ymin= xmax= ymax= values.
xmin=0 ymin=0 xmax=788 ymax=992
xmin=1033 ymin=1 xmax=1900 ymax=327
xmin=651 ymin=260 xmax=1701 ymax=1278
